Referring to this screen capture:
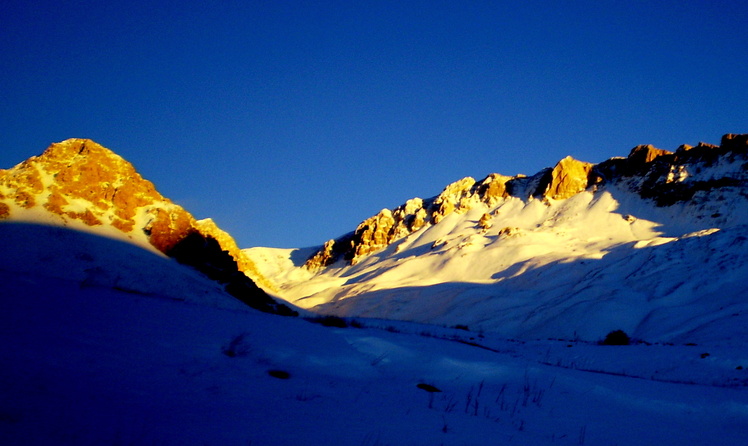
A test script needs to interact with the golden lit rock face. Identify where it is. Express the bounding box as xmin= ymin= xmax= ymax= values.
xmin=0 ymin=139 xmax=168 ymax=229
xmin=478 ymin=213 xmax=492 ymax=231
xmin=431 ymin=177 xmax=476 ymax=223
xmin=144 ymin=207 xmax=195 ymax=253
xmin=477 ymin=173 xmax=511 ymax=206
xmin=304 ymin=239 xmax=338 ymax=271
xmin=628 ymin=144 xmax=673 ymax=166
xmin=349 ymin=209 xmax=396 ymax=264
xmin=0 ymin=138 xmax=273 ymax=292
xmin=543 ymin=156 xmax=594 ymax=200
